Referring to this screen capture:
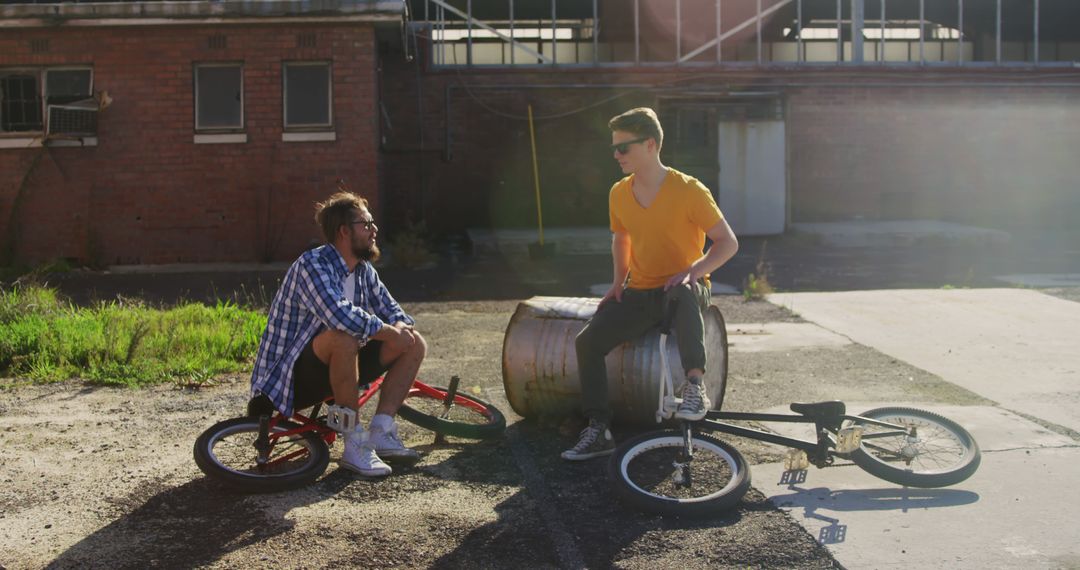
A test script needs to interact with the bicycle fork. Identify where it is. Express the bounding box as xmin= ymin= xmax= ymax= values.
xmin=673 ymin=420 xmax=696 ymax=487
